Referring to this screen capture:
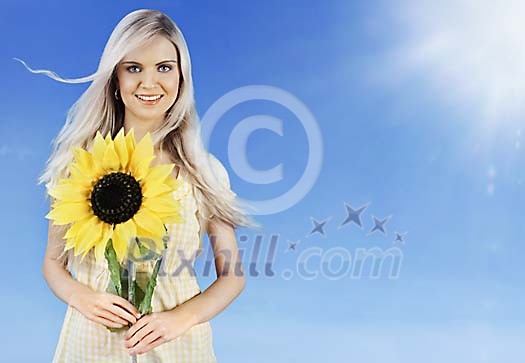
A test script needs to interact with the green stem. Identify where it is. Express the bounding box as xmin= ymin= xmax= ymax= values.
xmin=127 ymin=258 xmax=137 ymax=363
